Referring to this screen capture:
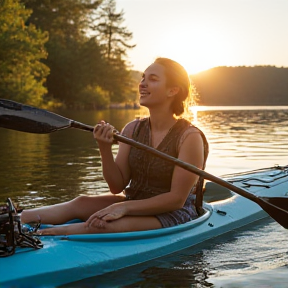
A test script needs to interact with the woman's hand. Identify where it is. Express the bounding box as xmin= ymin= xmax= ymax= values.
xmin=85 ymin=203 xmax=128 ymax=228
xmin=93 ymin=120 xmax=115 ymax=145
